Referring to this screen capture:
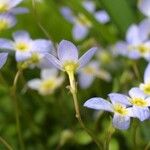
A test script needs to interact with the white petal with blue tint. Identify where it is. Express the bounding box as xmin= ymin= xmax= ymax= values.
xmin=138 ymin=0 xmax=150 ymax=17
xmin=58 ymin=40 xmax=78 ymax=63
xmin=84 ymin=97 xmax=113 ymax=112
xmin=113 ymin=114 xmax=130 ymax=130
xmin=27 ymin=79 xmax=41 ymax=90
xmin=0 ymin=39 xmax=14 ymax=50
xmin=131 ymin=106 xmax=150 ymax=121
xmin=109 ymin=93 xmax=131 ymax=105
xmin=8 ymin=0 xmax=23 ymax=8
xmin=15 ymin=51 xmax=31 ymax=62
xmin=78 ymin=72 xmax=94 ymax=89
xmin=144 ymin=63 xmax=150 ymax=83
xmin=129 ymin=87 xmax=146 ymax=99
xmin=78 ymin=47 xmax=97 ymax=69
xmin=82 ymin=1 xmax=95 ymax=13
xmin=41 ymin=68 xmax=58 ymax=79
xmin=73 ymin=23 xmax=89 ymax=41
xmin=0 ymin=53 xmax=8 ymax=68
xmin=10 ymin=7 xmax=29 ymax=14
xmin=94 ymin=10 xmax=110 ymax=24
xmin=45 ymin=53 xmax=63 ymax=70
